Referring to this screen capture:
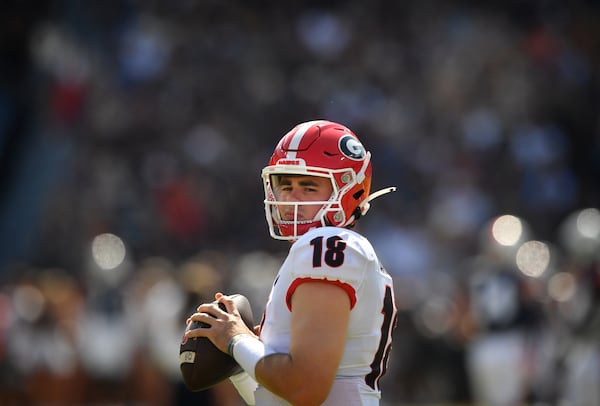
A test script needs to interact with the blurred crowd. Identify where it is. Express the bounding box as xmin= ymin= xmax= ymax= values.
xmin=0 ymin=0 xmax=599 ymax=405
